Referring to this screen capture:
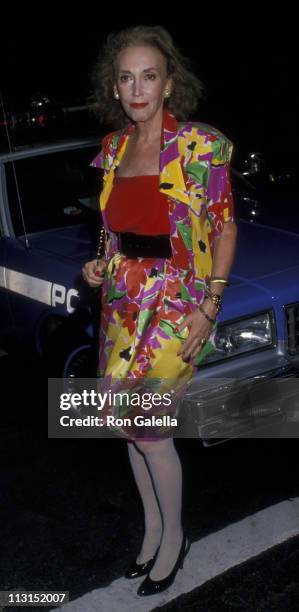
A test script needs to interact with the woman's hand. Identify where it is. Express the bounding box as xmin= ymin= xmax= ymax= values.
xmin=177 ymin=300 xmax=217 ymax=364
xmin=81 ymin=258 xmax=107 ymax=287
